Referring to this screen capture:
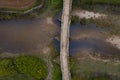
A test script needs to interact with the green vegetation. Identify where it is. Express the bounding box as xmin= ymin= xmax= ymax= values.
xmin=47 ymin=0 xmax=63 ymax=9
xmin=14 ymin=56 xmax=47 ymax=79
xmin=71 ymin=16 xmax=89 ymax=25
xmin=0 ymin=59 xmax=15 ymax=77
xmin=0 ymin=12 xmax=35 ymax=20
xmin=0 ymin=56 xmax=47 ymax=80
xmin=81 ymin=0 xmax=120 ymax=5
xmin=73 ymin=0 xmax=120 ymax=6
xmin=71 ymin=15 xmax=79 ymax=24
xmin=52 ymin=63 xmax=61 ymax=80
xmin=80 ymin=18 xmax=89 ymax=25
xmin=51 ymin=58 xmax=74 ymax=80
